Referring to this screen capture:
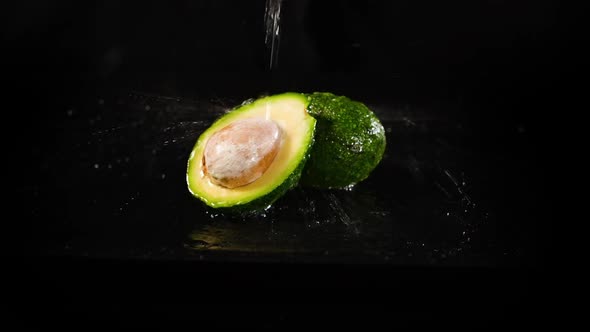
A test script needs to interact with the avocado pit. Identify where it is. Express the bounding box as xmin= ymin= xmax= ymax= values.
xmin=203 ymin=118 xmax=282 ymax=188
